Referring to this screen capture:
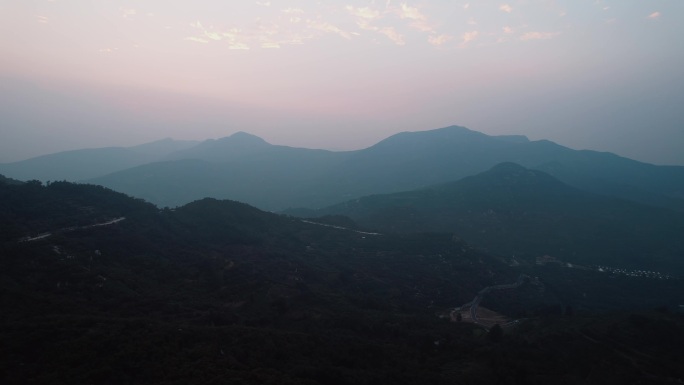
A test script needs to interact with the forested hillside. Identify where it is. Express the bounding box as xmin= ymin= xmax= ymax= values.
xmin=2 ymin=177 xmax=684 ymax=383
